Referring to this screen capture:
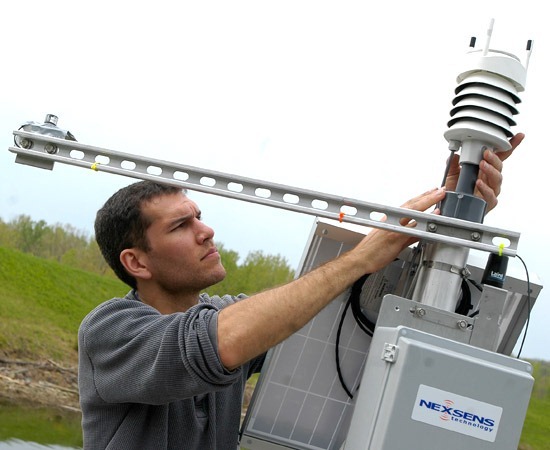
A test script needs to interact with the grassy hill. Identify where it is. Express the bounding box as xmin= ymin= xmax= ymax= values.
xmin=0 ymin=246 xmax=548 ymax=449
xmin=0 ymin=246 xmax=128 ymax=365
